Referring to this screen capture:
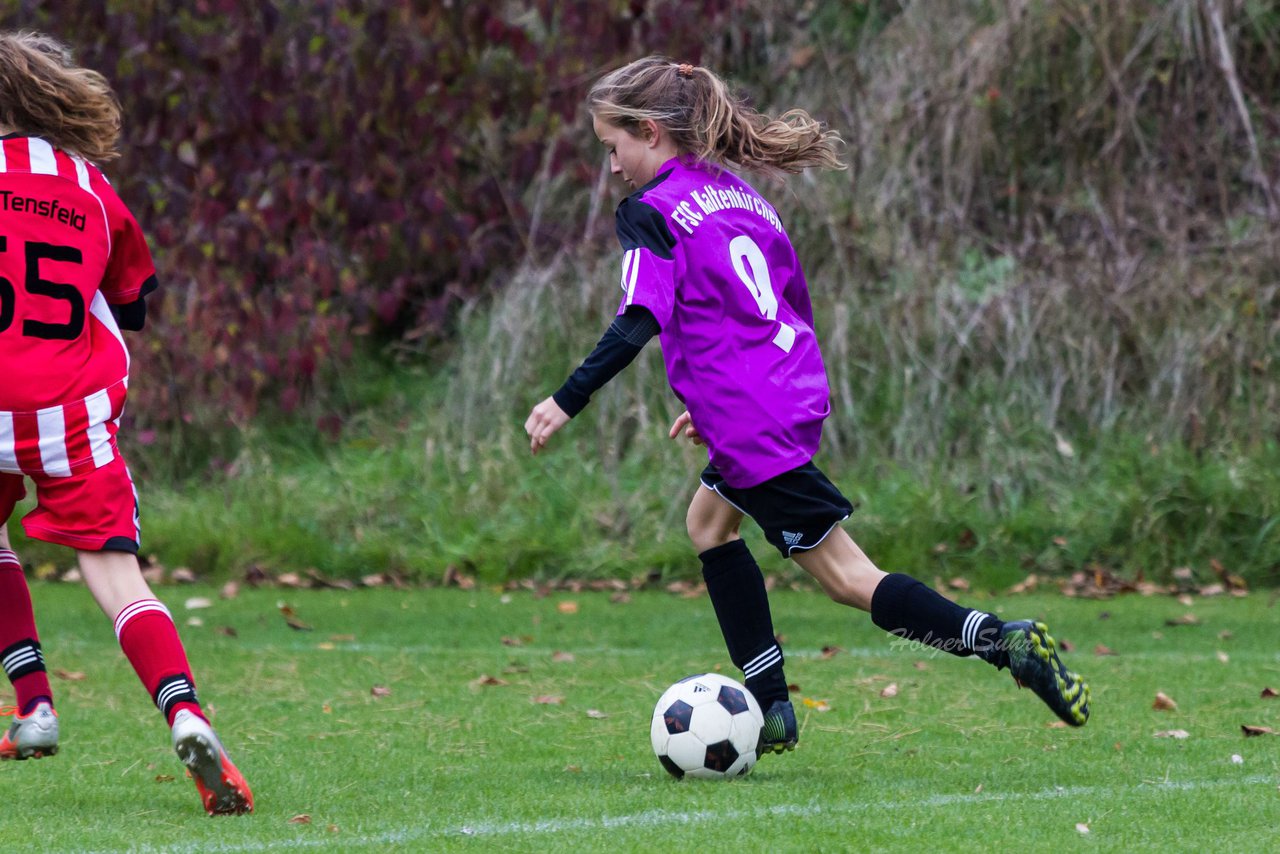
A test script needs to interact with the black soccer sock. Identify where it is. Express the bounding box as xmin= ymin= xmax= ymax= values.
xmin=870 ymin=573 xmax=1007 ymax=667
xmin=699 ymin=539 xmax=789 ymax=708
